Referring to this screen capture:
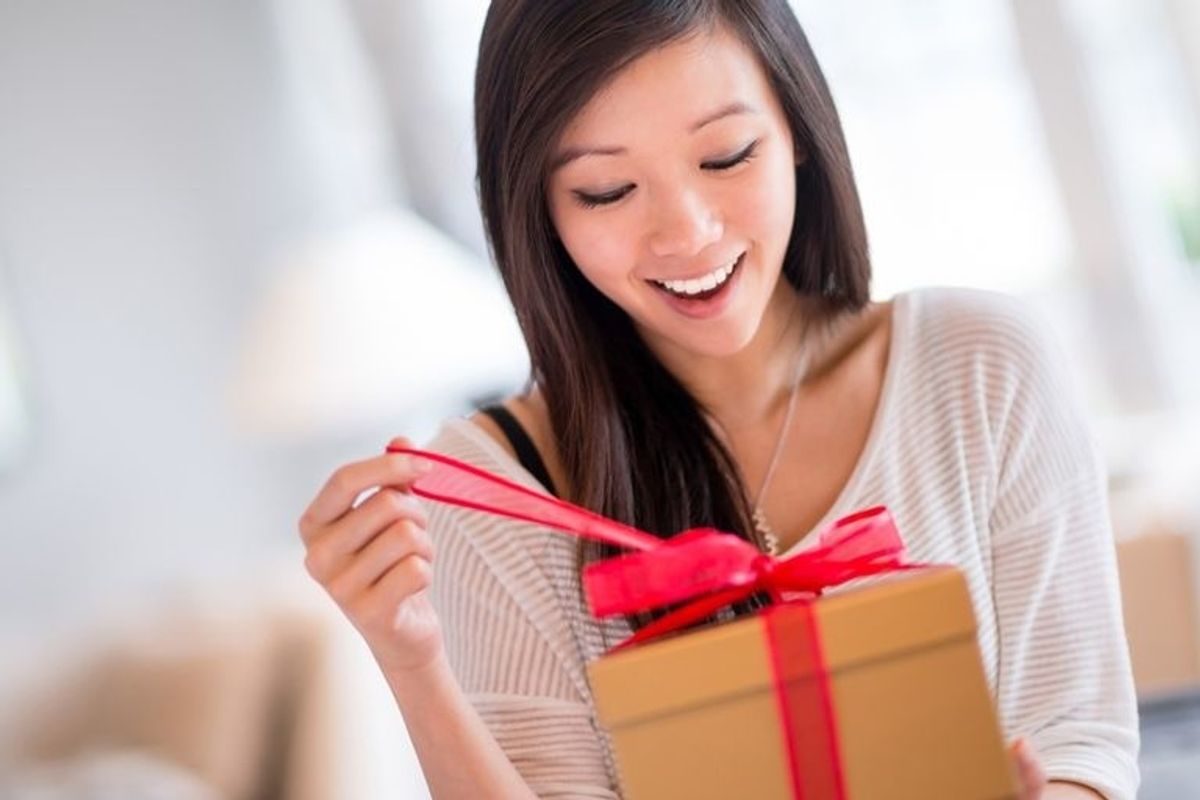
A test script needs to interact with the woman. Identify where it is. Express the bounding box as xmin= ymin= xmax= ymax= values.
xmin=297 ymin=2 xmax=1139 ymax=797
